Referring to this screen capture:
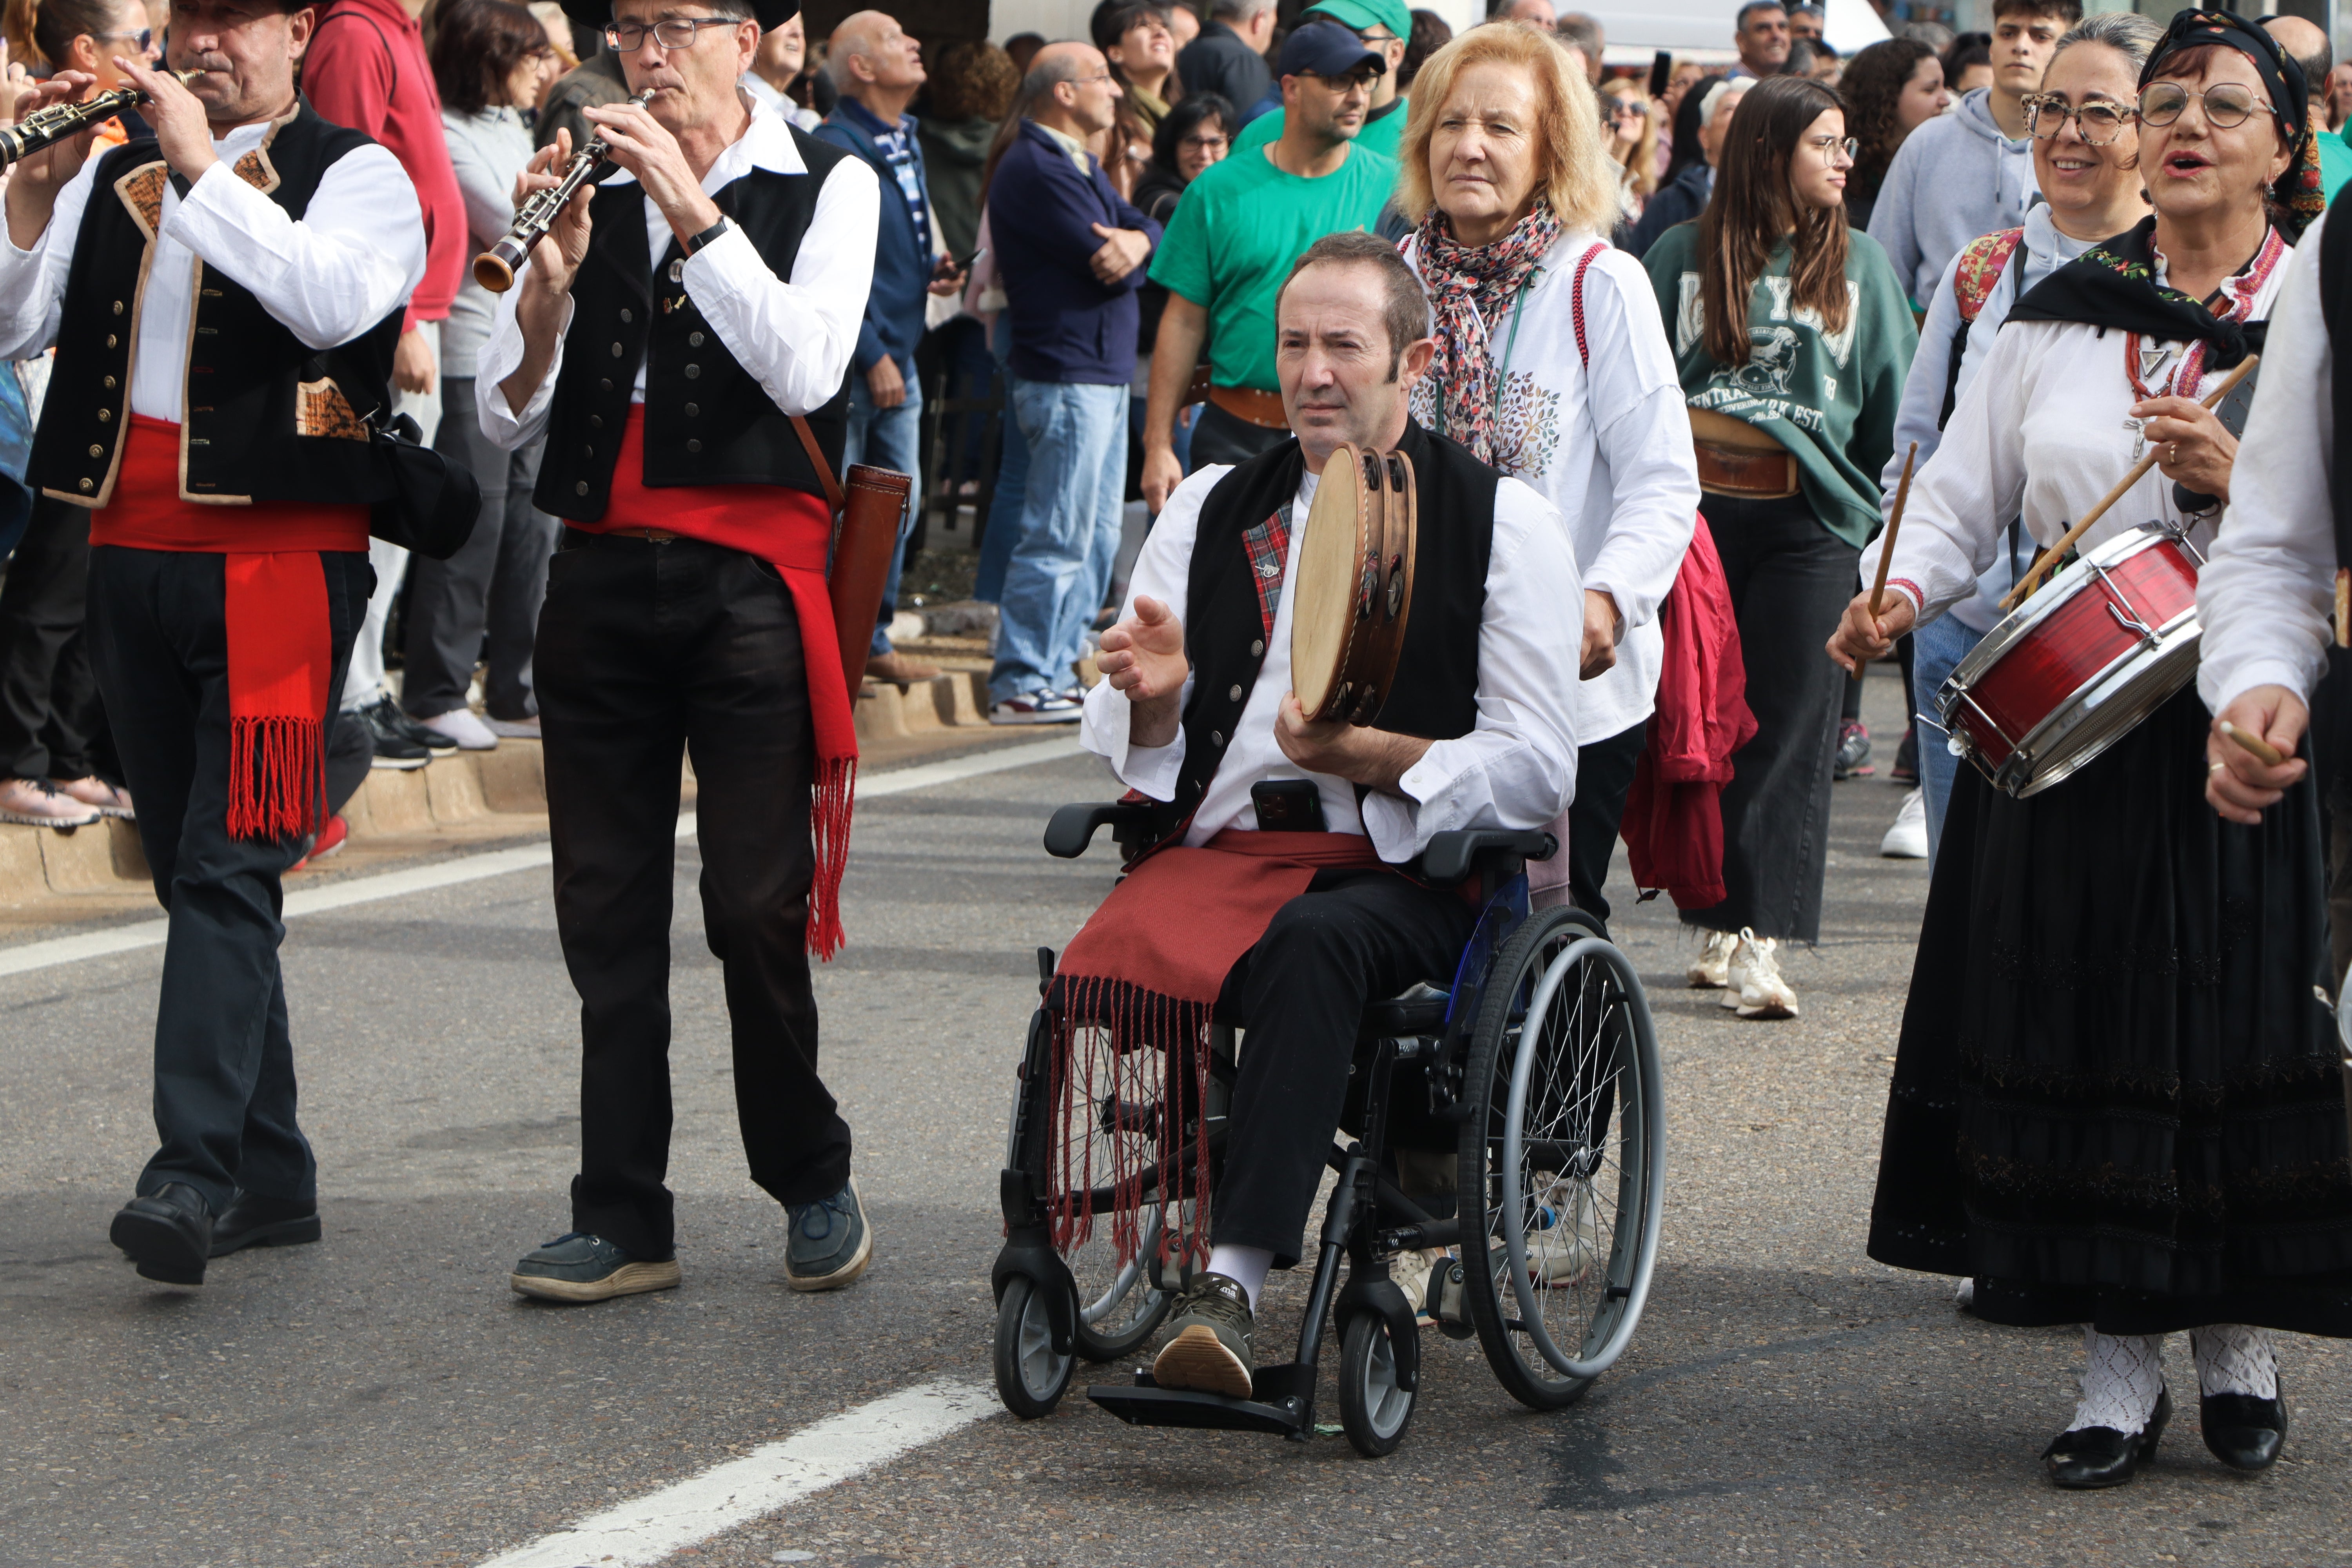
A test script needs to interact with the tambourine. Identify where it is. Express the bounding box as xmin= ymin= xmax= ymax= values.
xmin=1291 ymin=441 xmax=1417 ymax=726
